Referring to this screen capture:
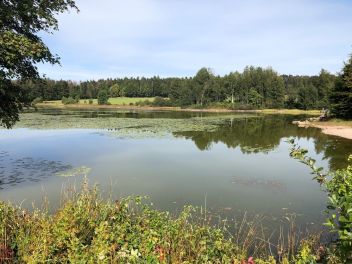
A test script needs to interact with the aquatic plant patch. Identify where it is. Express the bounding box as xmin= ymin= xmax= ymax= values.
xmin=10 ymin=111 xmax=259 ymax=139
xmin=0 ymin=151 xmax=72 ymax=189
xmin=55 ymin=166 xmax=91 ymax=177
